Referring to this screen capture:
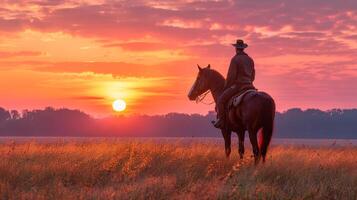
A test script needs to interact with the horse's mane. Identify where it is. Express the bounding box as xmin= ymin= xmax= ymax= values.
xmin=208 ymin=69 xmax=225 ymax=83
